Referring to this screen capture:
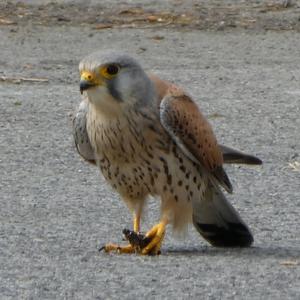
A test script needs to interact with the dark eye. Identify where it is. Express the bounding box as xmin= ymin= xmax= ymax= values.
xmin=106 ymin=64 xmax=119 ymax=75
